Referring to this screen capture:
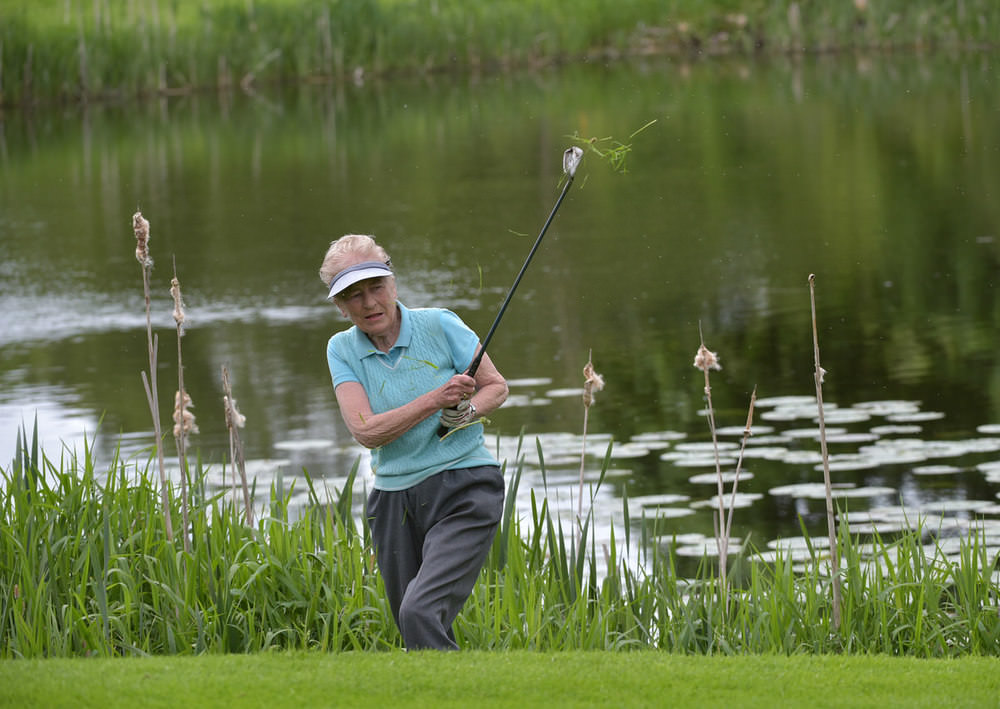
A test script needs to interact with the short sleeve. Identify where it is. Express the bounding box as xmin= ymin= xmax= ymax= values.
xmin=438 ymin=310 xmax=481 ymax=373
xmin=327 ymin=335 xmax=360 ymax=387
